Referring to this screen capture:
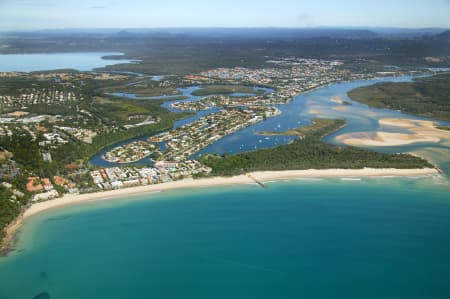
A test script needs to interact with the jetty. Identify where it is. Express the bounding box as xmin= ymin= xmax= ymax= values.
xmin=247 ymin=174 xmax=267 ymax=189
